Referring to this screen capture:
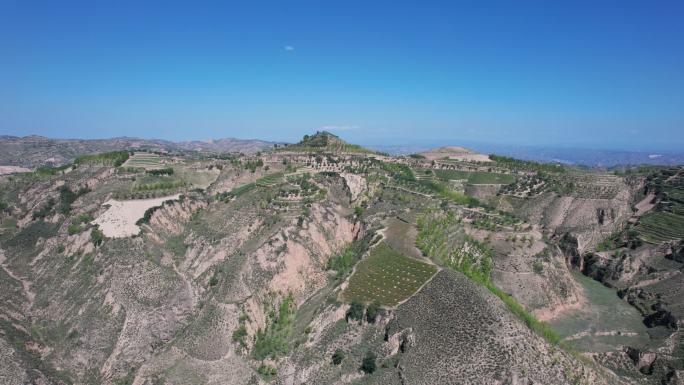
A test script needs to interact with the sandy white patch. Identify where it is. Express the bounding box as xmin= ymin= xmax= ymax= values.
xmin=0 ymin=166 xmax=32 ymax=175
xmin=420 ymin=146 xmax=491 ymax=162
xmin=93 ymin=195 xmax=180 ymax=238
